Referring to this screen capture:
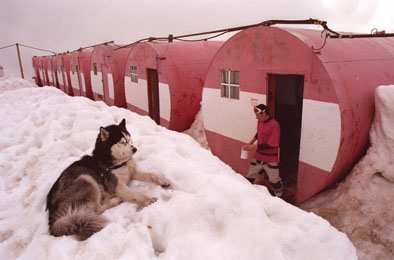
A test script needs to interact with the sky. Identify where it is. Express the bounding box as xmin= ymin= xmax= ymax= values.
xmin=0 ymin=77 xmax=357 ymax=259
xmin=1 ymin=0 xmax=394 ymax=80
